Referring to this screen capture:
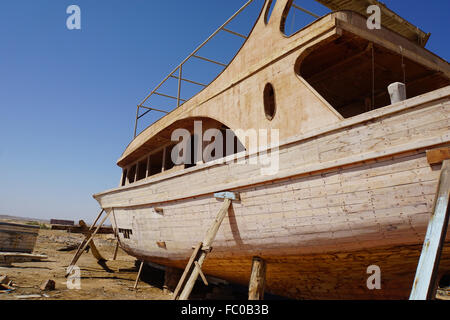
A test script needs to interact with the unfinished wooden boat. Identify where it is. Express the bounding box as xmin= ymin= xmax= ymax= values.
xmin=0 ymin=222 xmax=39 ymax=254
xmin=94 ymin=0 xmax=450 ymax=299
